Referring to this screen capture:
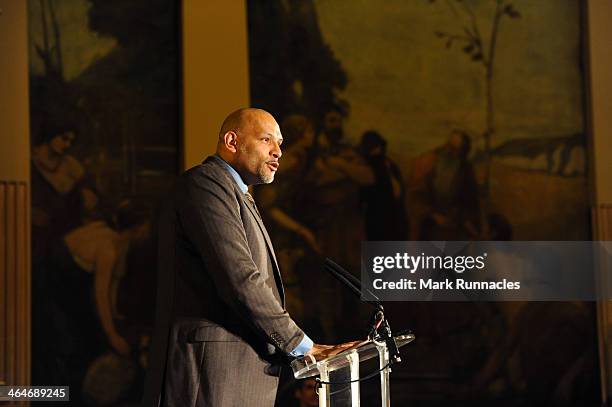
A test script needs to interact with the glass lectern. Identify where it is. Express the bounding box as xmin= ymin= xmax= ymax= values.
xmin=291 ymin=334 xmax=415 ymax=407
